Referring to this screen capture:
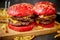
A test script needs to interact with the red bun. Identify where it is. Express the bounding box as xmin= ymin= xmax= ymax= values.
xmin=7 ymin=3 xmax=33 ymax=17
xmin=33 ymin=1 xmax=56 ymax=15
xmin=8 ymin=22 xmax=35 ymax=32
xmin=36 ymin=22 xmax=55 ymax=28
xmin=35 ymin=1 xmax=55 ymax=7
